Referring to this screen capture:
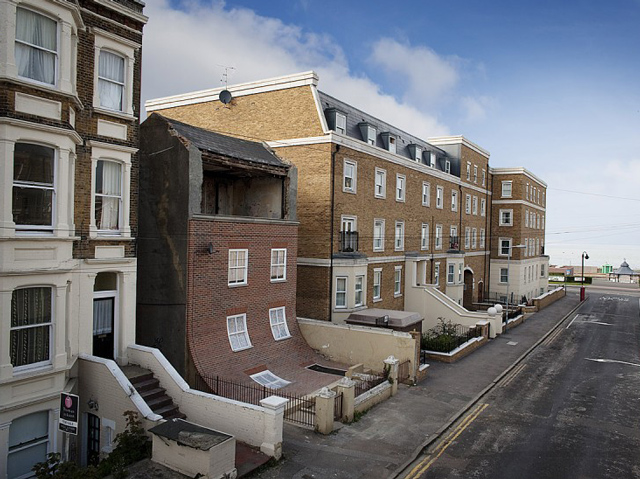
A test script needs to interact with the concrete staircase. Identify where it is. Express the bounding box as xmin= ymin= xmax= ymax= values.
xmin=122 ymin=365 xmax=186 ymax=420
